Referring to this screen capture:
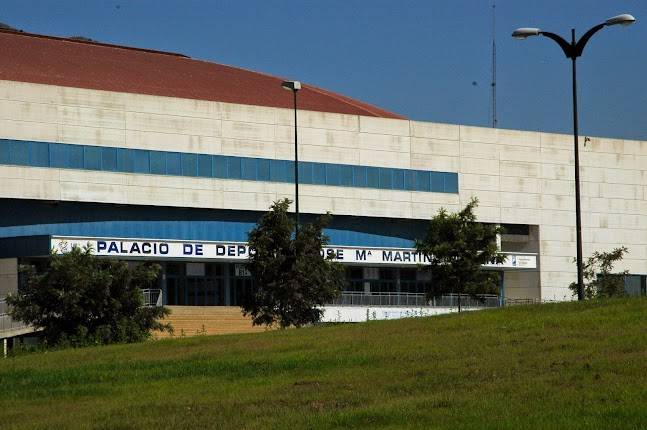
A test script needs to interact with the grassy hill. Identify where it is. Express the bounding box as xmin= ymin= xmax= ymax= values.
xmin=2 ymin=299 xmax=647 ymax=429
